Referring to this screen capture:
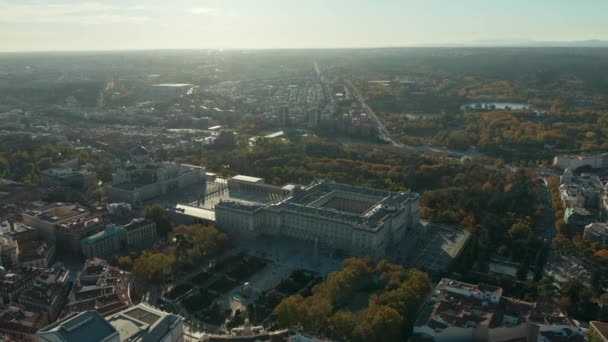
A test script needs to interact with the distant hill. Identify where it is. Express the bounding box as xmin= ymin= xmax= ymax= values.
xmin=437 ymin=39 xmax=608 ymax=48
